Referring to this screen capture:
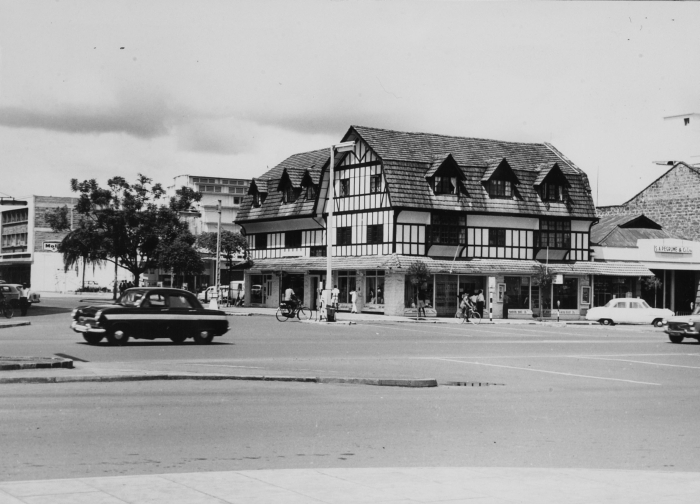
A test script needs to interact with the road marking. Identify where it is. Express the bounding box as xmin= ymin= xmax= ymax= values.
xmin=577 ymin=356 xmax=700 ymax=369
xmin=196 ymin=364 xmax=265 ymax=369
xmin=428 ymin=357 xmax=662 ymax=385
